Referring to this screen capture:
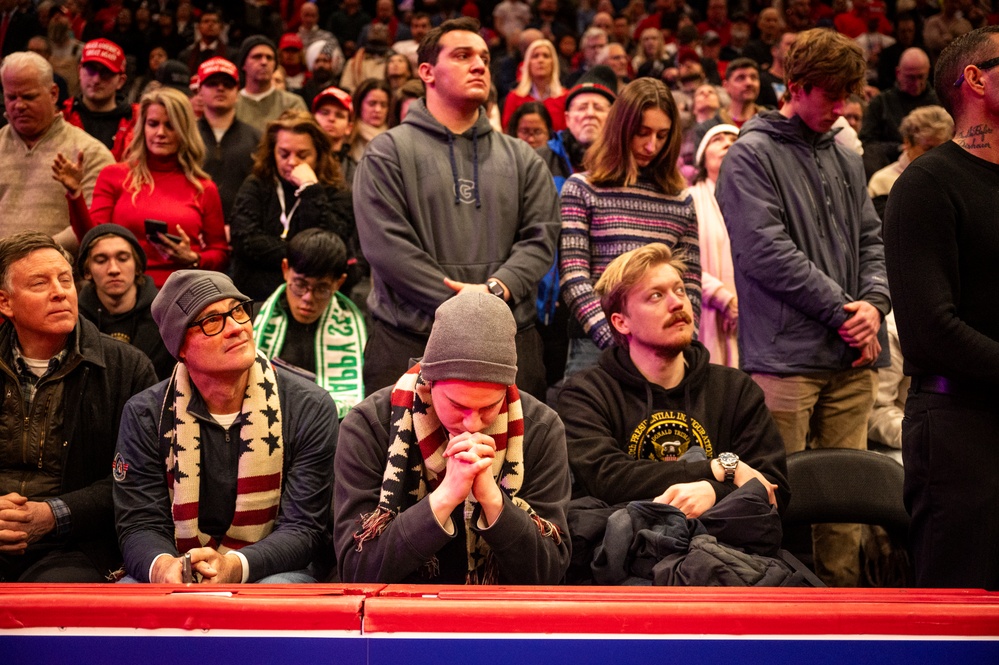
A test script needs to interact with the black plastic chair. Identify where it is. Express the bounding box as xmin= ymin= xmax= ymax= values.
xmin=781 ymin=448 xmax=911 ymax=586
